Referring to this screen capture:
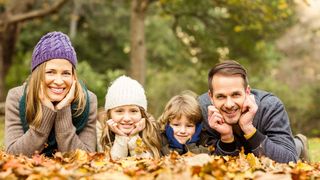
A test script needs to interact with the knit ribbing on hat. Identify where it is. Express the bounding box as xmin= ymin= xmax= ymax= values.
xmin=31 ymin=31 xmax=77 ymax=71
xmin=105 ymin=76 xmax=147 ymax=111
